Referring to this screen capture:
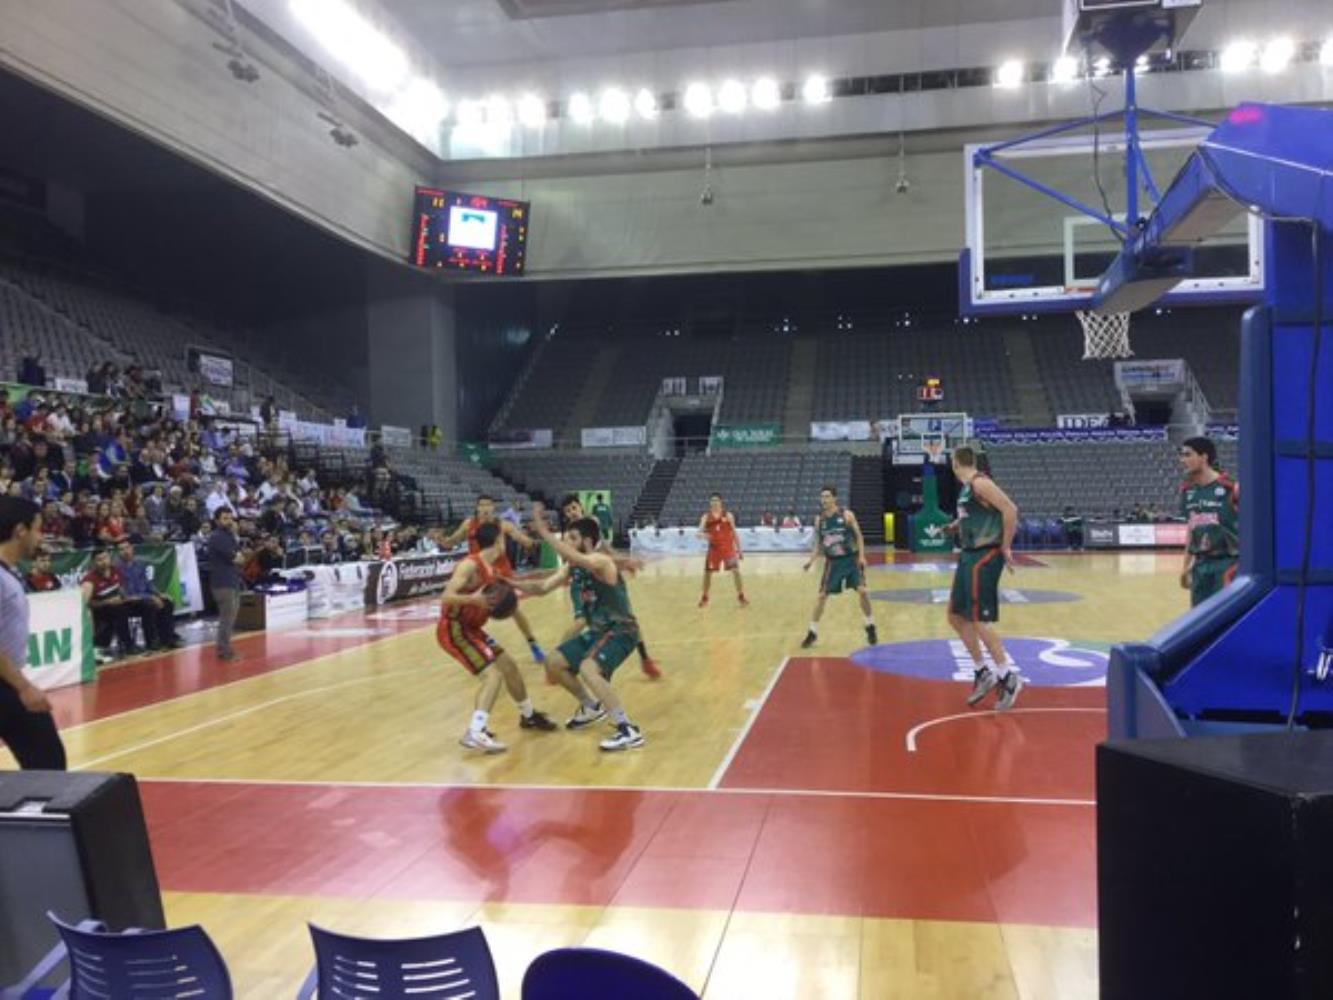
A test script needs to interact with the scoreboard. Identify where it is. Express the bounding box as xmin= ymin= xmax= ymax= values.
xmin=410 ymin=187 xmax=530 ymax=276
